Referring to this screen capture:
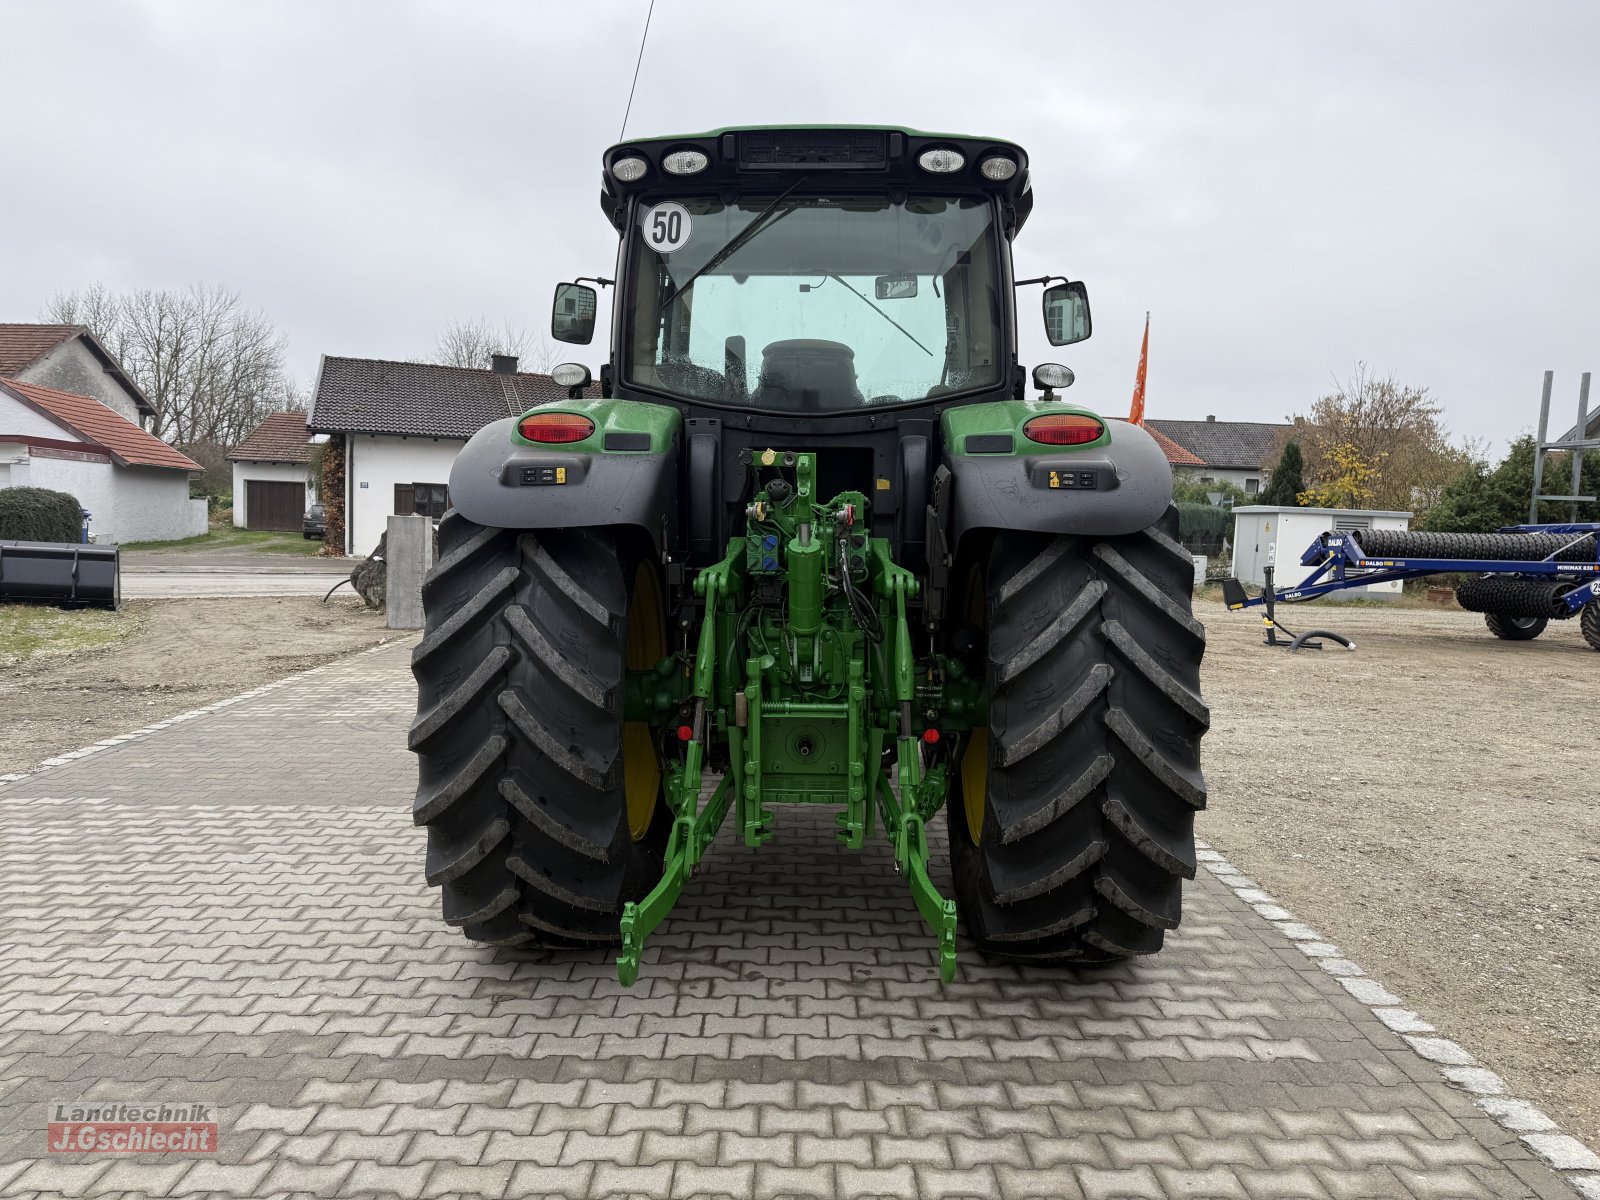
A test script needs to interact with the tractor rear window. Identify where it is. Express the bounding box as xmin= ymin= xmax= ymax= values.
xmin=624 ymin=195 xmax=1003 ymax=410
